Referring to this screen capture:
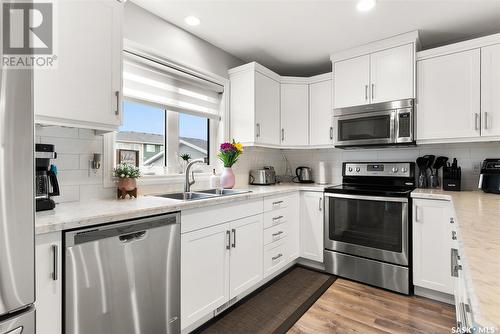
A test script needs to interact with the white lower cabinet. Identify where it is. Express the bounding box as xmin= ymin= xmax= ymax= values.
xmin=300 ymin=192 xmax=324 ymax=262
xmin=229 ymin=215 xmax=264 ymax=297
xmin=412 ymin=199 xmax=455 ymax=294
xmin=35 ymin=232 xmax=62 ymax=334
xmin=181 ymin=214 xmax=263 ymax=330
xmin=181 ymin=223 xmax=231 ymax=330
